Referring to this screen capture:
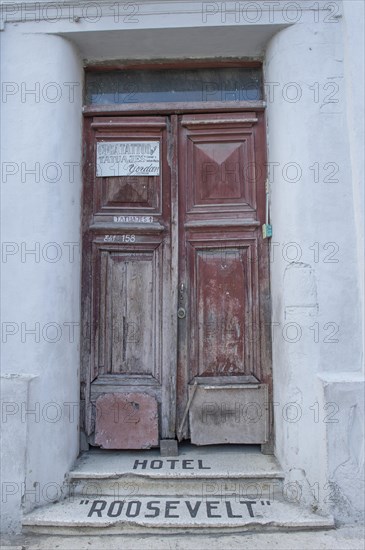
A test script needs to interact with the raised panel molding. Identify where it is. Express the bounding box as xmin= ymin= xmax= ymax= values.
xmin=91 ymin=243 xmax=162 ymax=383
xmin=100 ymin=175 xmax=157 ymax=210
xmin=182 ymin=122 xmax=259 ymax=220
xmin=90 ymin=117 xmax=166 ymax=221
xmin=187 ymin=237 xmax=260 ymax=381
